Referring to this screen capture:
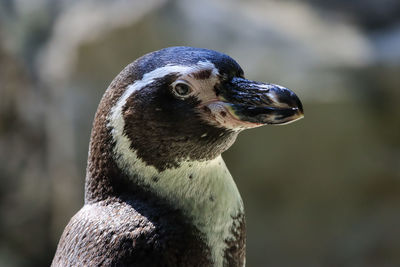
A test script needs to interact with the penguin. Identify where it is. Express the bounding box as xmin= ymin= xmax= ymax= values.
xmin=51 ymin=46 xmax=303 ymax=267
